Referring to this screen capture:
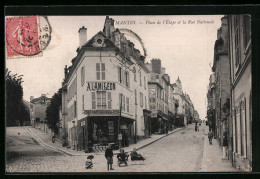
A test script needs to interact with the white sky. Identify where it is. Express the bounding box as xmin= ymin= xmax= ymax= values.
xmin=6 ymin=15 xmax=224 ymax=119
